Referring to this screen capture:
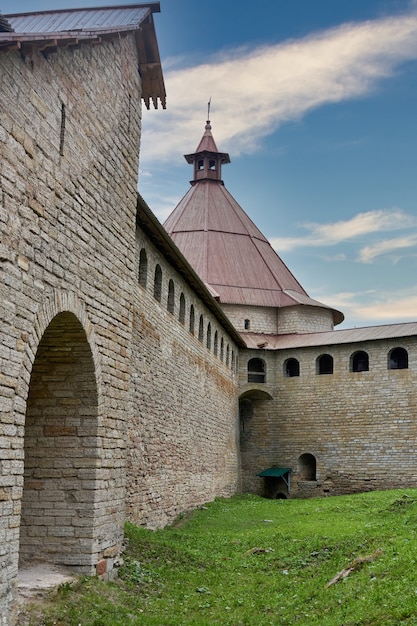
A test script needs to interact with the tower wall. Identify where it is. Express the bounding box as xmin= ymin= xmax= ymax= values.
xmin=222 ymin=303 xmax=334 ymax=336
xmin=1 ymin=37 xmax=141 ymax=621
xmin=239 ymin=338 xmax=417 ymax=497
